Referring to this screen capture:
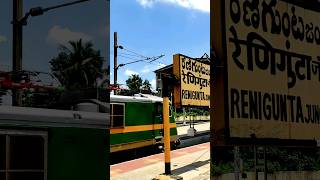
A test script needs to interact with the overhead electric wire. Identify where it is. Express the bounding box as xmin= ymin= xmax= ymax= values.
xmin=148 ymin=61 xmax=164 ymax=66
xmin=118 ymin=54 xmax=164 ymax=64
xmin=115 ymin=44 xmax=166 ymax=70
xmin=148 ymin=55 xmax=164 ymax=63
xmin=120 ymin=47 xmax=148 ymax=58
xmin=119 ymin=52 xmax=146 ymax=58
xmin=118 ymin=54 xmax=146 ymax=61
xmin=122 ymin=59 xmax=145 ymax=66
xmin=117 ymin=56 xmax=164 ymax=69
